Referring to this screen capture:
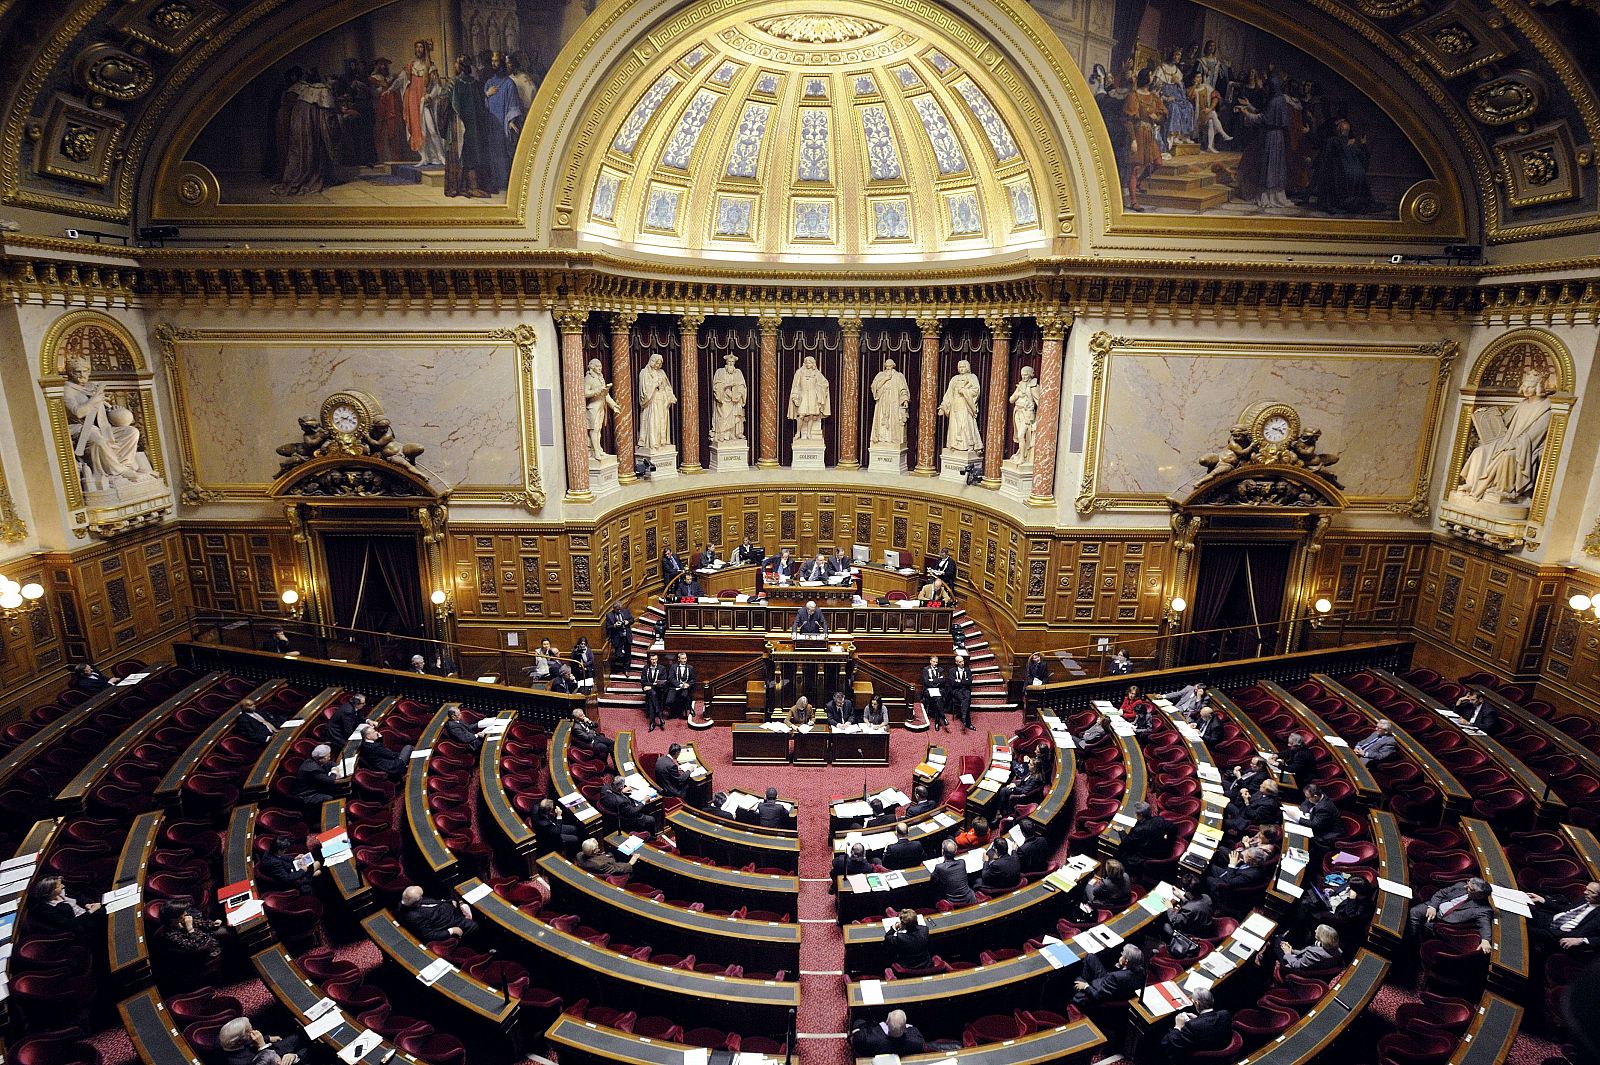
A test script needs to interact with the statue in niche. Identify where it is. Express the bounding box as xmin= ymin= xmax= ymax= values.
xmin=637 ymin=352 xmax=677 ymax=451
xmin=62 ymin=356 xmax=159 ymax=492
xmin=710 ymin=352 xmax=748 ymax=443
xmin=1453 ymin=369 xmax=1553 ymax=504
xmin=938 ymin=359 xmax=983 ymax=454
xmin=1009 ymin=365 xmax=1041 ymax=462
xmin=788 ymin=355 xmax=830 ymax=442
xmin=869 ymin=358 xmax=911 ymax=448
xmin=583 ymin=358 xmax=620 ymax=459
